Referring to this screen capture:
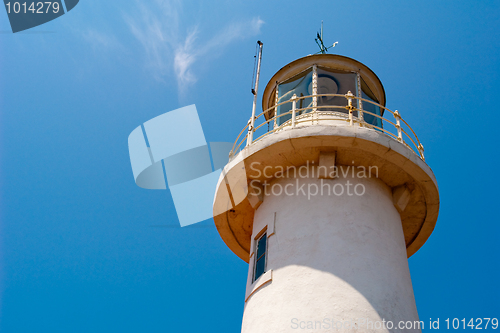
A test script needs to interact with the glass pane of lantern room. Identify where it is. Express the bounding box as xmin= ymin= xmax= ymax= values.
xmin=316 ymin=67 xmax=357 ymax=114
xmin=277 ymin=69 xmax=312 ymax=126
xmin=360 ymin=77 xmax=382 ymax=128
